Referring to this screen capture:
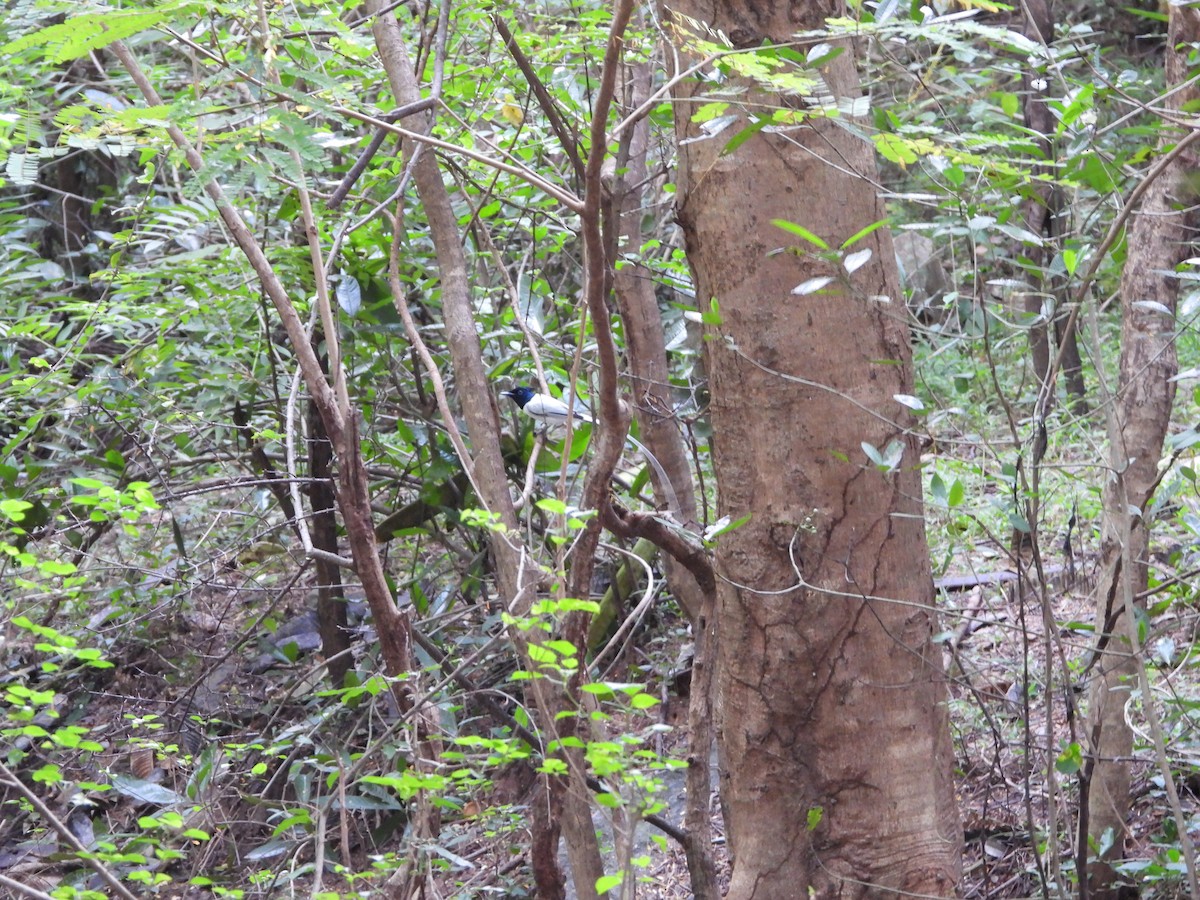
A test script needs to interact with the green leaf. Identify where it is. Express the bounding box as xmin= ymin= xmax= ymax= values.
xmin=3 ymin=9 xmax=177 ymax=63
xmin=70 ymin=477 xmax=108 ymax=490
xmin=31 ymin=763 xmax=63 ymax=784
xmin=721 ymin=116 xmax=771 ymax=156
xmin=873 ymin=133 xmax=920 ymax=165
xmin=629 ymin=692 xmax=660 ymax=710
xmin=1061 ymin=248 xmax=1078 ymax=276
xmin=1122 ymin=5 xmax=1167 ymax=20
xmin=947 ymin=480 xmax=965 ymax=508
xmin=841 ymin=218 xmax=890 ymax=249
xmin=361 ymin=771 xmax=447 ymax=799
xmin=1055 ymin=742 xmax=1083 ymax=774
xmin=543 ymin=640 xmax=578 ymax=658
xmin=772 ymin=219 xmax=829 ymax=250
xmin=930 ymin=473 xmax=947 ymax=503
xmin=38 ymin=560 xmax=76 ymax=576
xmin=0 ymin=499 xmax=34 ymax=522
xmin=1055 ymin=83 xmax=1094 ymax=133
xmin=691 ymin=101 xmax=730 ymax=123
xmin=526 ymin=644 xmax=557 ymax=664
xmin=1067 ymin=152 xmax=1116 ymax=193
xmin=703 ymin=513 xmax=751 ymax=542
xmin=557 ymin=598 xmax=602 ymax=614
xmin=596 ymin=873 xmax=623 ymax=893
xmin=700 ymin=297 xmax=723 ymax=327
xmin=546 ymin=736 xmax=585 ymax=751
